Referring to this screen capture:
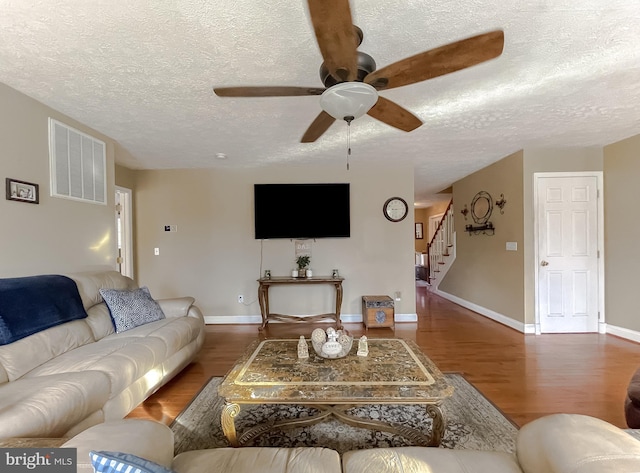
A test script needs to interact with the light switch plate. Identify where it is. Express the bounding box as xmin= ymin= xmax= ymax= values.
xmin=506 ymin=242 xmax=518 ymax=251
